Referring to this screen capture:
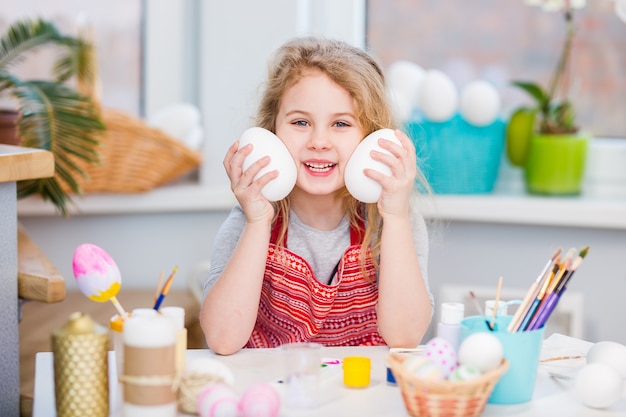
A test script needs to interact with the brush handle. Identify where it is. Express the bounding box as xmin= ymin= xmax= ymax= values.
xmin=528 ymin=290 xmax=561 ymax=331
xmin=518 ymin=297 xmax=541 ymax=331
xmin=153 ymin=294 xmax=166 ymax=311
xmin=508 ymin=282 xmax=538 ymax=332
